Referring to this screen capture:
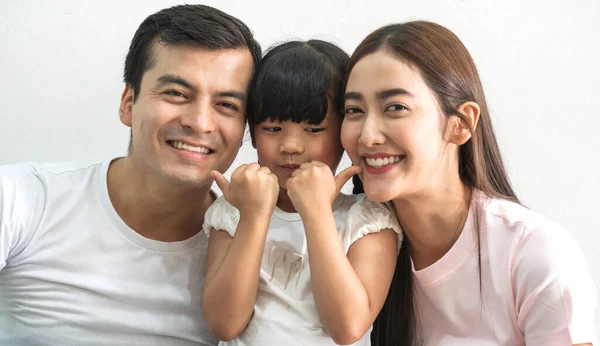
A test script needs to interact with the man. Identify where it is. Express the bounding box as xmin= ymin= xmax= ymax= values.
xmin=0 ymin=4 xmax=261 ymax=345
